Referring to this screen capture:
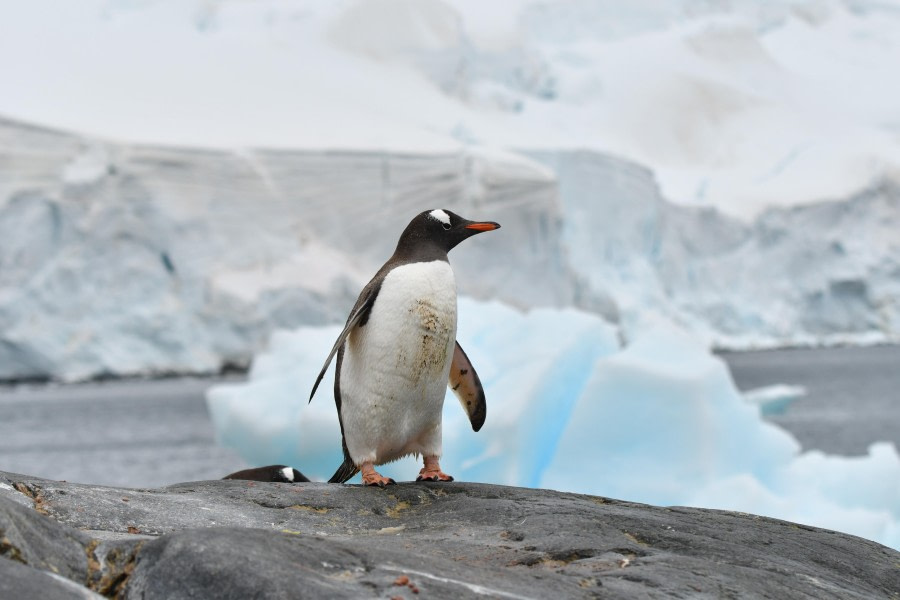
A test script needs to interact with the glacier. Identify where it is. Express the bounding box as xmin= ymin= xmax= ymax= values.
xmin=0 ymin=118 xmax=574 ymax=381
xmin=1 ymin=116 xmax=898 ymax=380
xmin=207 ymin=298 xmax=900 ymax=551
